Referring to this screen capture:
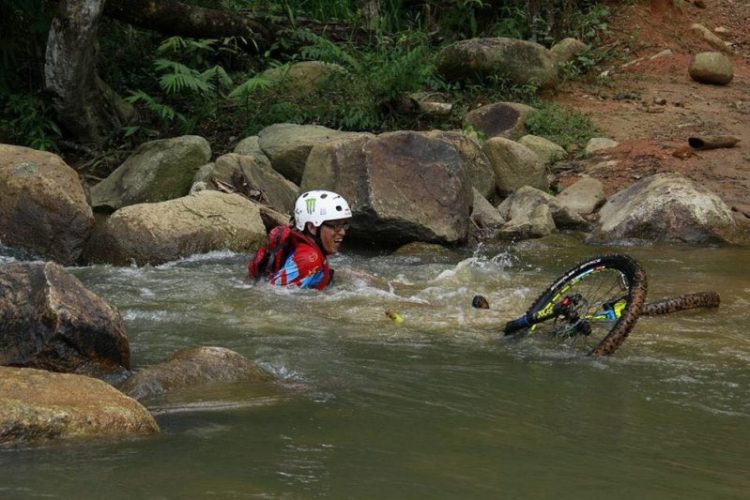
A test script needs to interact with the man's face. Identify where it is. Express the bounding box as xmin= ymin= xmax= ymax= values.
xmin=316 ymin=219 xmax=349 ymax=255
